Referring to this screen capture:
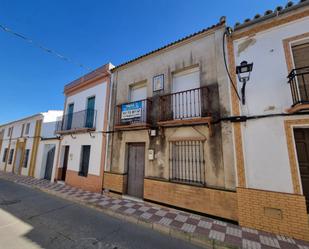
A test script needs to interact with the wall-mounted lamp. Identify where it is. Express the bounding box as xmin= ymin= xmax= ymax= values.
xmin=236 ymin=60 xmax=253 ymax=105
